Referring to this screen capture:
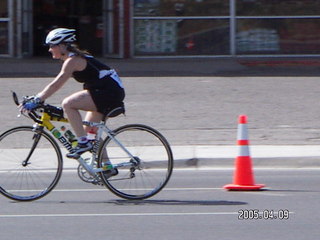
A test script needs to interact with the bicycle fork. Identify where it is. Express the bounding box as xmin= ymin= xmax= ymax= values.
xmin=22 ymin=127 xmax=44 ymax=167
